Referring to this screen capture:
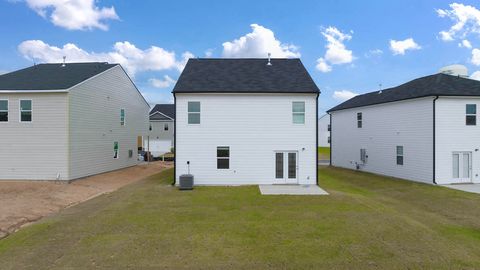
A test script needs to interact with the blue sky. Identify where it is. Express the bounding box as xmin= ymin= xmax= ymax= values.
xmin=1 ymin=0 xmax=480 ymax=113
